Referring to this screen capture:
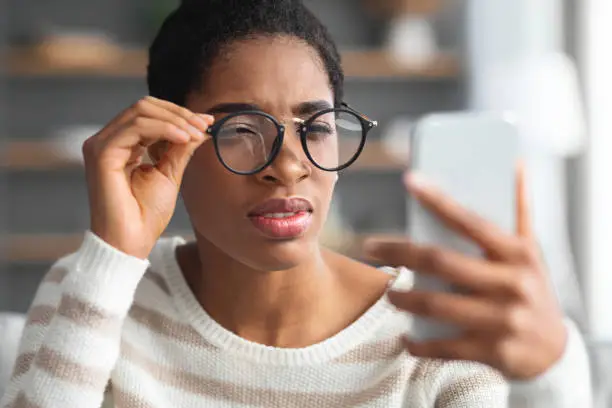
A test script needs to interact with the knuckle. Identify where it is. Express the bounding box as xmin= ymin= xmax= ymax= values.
xmin=163 ymin=122 xmax=179 ymax=134
xmin=177 ymin=106 xmax=193 ymax=118
xmin=133 ymin=98 xmax=151 ymax=112
xmin=500 ymin=307 xmax=526 ymax=333
xmin=81 ymin=137 xmax=95 ymax=158
xmin=511 ymin=239 xmax=535 ymax=263
xmin=510 ymin=270 xmax=538 ymax=300
xmin=173 ymin=116 xmax=189 ymax=130
xmin=81 ymin=131 xmax=104 ymax=158
xmin=133 ymin=116 xmax=148 ymax=128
